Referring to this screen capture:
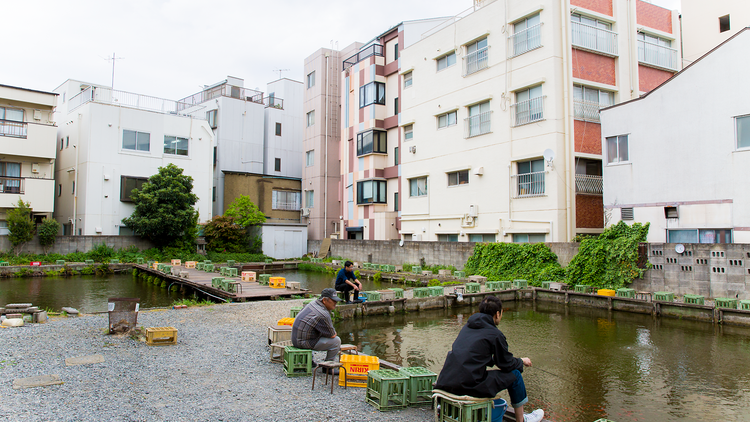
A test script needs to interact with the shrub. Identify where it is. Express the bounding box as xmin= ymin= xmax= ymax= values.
xmin=464 ymin=243 xmax=565 ymax=286
xmin=37 ymin=218 xmax=61 ymax=254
